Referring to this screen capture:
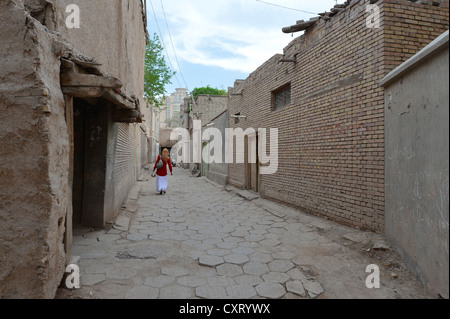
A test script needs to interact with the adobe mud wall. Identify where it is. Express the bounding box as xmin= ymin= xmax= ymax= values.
xmin=0 ymin=0 xmax=147 ymax=298
xmin=0 ymin=0 xmax=69 ymax=298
